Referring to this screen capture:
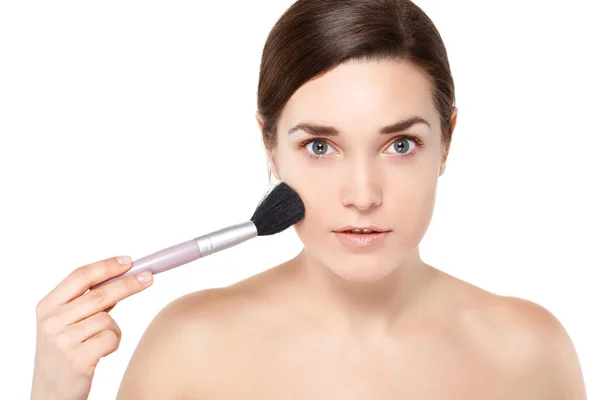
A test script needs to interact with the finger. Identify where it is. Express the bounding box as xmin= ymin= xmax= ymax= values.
xmin=58 ymin=271 xmax=153 ymax=326
xmin=80 ymin=329 xmax=121 ymax=364
xmin=64 ymin=311 xmax=122 ymax=343
xmin=41 ymin=256 xmax=133 ymax=307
